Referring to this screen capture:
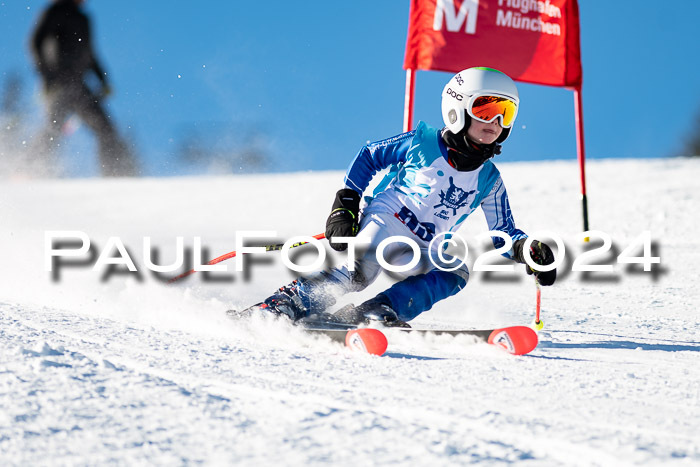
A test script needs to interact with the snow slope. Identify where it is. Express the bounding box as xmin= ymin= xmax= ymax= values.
xmin=1 ymin=158 xmax=699 ymax=465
